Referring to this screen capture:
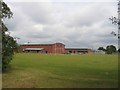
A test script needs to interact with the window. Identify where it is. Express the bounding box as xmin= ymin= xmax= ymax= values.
xmin=69 ymin=51 xmax=72 ymax=53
